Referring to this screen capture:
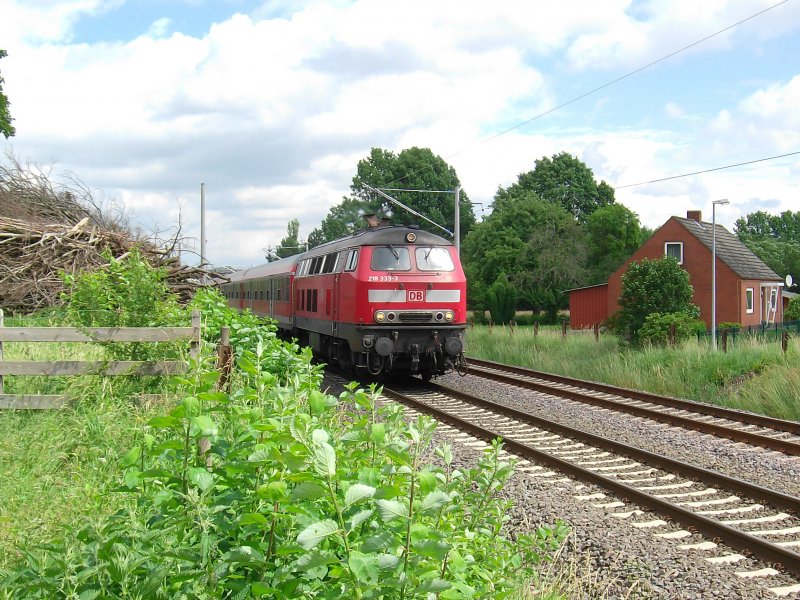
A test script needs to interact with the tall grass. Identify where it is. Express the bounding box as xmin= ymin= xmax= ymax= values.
xmin=0 ymin=399 xmax=162 ymax=569
xmin=0 ymin=319 xmax=174 ymax=569
xmin=467 ymin=325 xmax=799 ymax=421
